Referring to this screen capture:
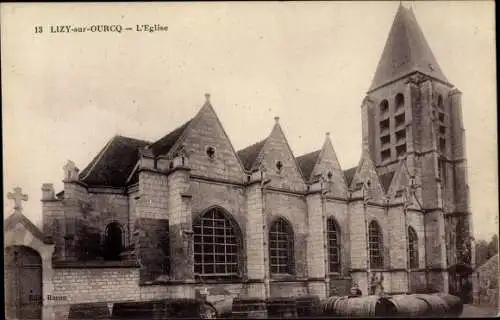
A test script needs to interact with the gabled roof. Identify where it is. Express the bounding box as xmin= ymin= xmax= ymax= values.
xmin=296 ymin=150 xmax=321 ymax=181
xmin=4 ymin=212 xmax=53 ymax=244
xmin=343 ymin=166 xmax=357 ymax=187
xmin=150 ymin=120 xmax=192 ymax=157
xmin=237 ymin=138 xmax=268 ymax=172
xmin=369 ymin=4 xmax=449 ymax=92
xmin=477 ymin=253 xmax=498 ymax=271
xmin=379 ymin=171 xmax=395 ymax=193
xmin=79 ymin=135 xmax=150 ymax=187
